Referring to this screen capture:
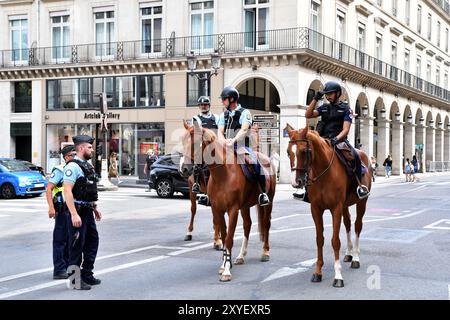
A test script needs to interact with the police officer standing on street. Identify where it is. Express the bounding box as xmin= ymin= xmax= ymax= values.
xmin=64 ymin=135 xmax=102 ymax=290
xmin=191 ymin=96 xmax=219 ymax=206
xmin=217 ymin=86 xmax=270 ymax=206
xmin=45 ymin=145 xmax=76 ymax=279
